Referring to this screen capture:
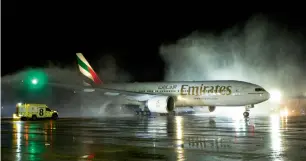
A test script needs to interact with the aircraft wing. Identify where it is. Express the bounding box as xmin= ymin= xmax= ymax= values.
xmin=49 ymin=82 xmax=159 ymax=102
